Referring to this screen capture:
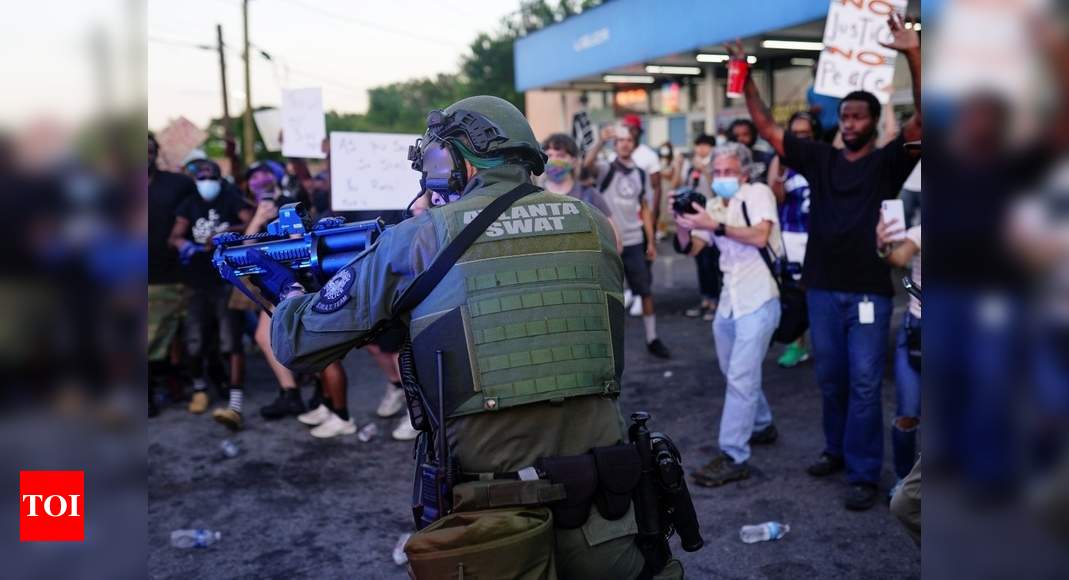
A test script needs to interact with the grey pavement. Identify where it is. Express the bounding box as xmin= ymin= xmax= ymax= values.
xmin=149 ymin=241 xmax=921 ymax=579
